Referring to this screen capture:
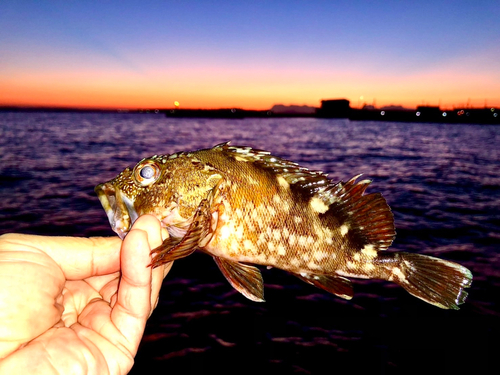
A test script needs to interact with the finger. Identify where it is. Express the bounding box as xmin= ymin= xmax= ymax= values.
xmin=151 ymin=261 xmax=173 ymax=311
xmin=0 ymin=233 xmax=122 ymax=279
xmin=125 ymin=215 xmax=166 ymax=311
xmin=84 ymin=272 xmax=120 ymax=295
xmin=61 ymin=280 xmax=102 ymax=327
xmin=110 ymin=215 xmax=161 ymax=354
xmin=150 ymin=226 xmax=172 ymax=311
